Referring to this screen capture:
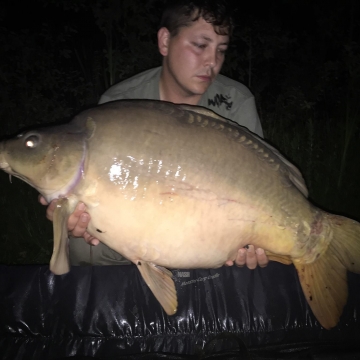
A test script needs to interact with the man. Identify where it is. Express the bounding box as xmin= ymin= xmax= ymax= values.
xmin=41 ymin=0 xmax=268 ymax=269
